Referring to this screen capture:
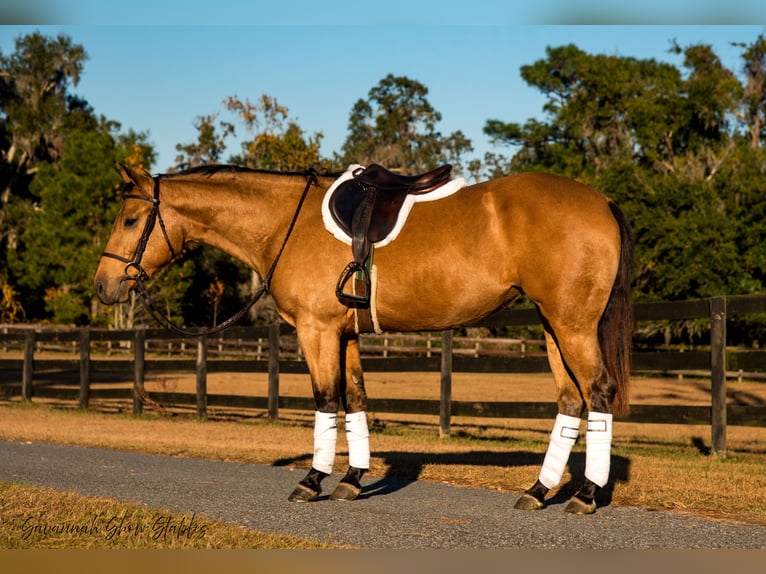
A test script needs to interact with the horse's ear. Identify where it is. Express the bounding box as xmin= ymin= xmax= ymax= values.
xmin=118 ymin=164 xmax=151 ymax=187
